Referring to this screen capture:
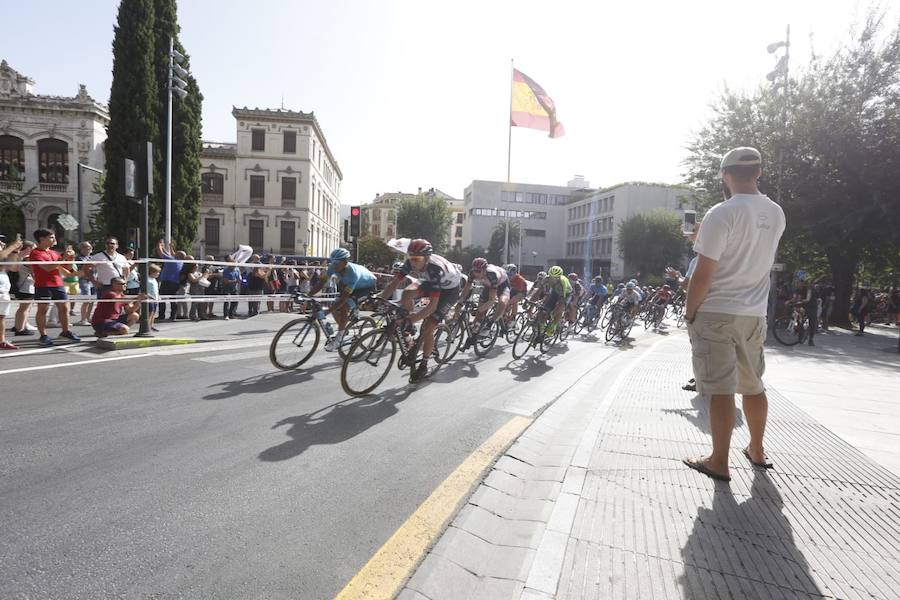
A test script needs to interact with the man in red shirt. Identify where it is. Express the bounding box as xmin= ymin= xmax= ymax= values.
xmin=91 ymin=277 xmax=147 ymax=337
xmin=30 ymin=229 xmax=80 ymax=346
